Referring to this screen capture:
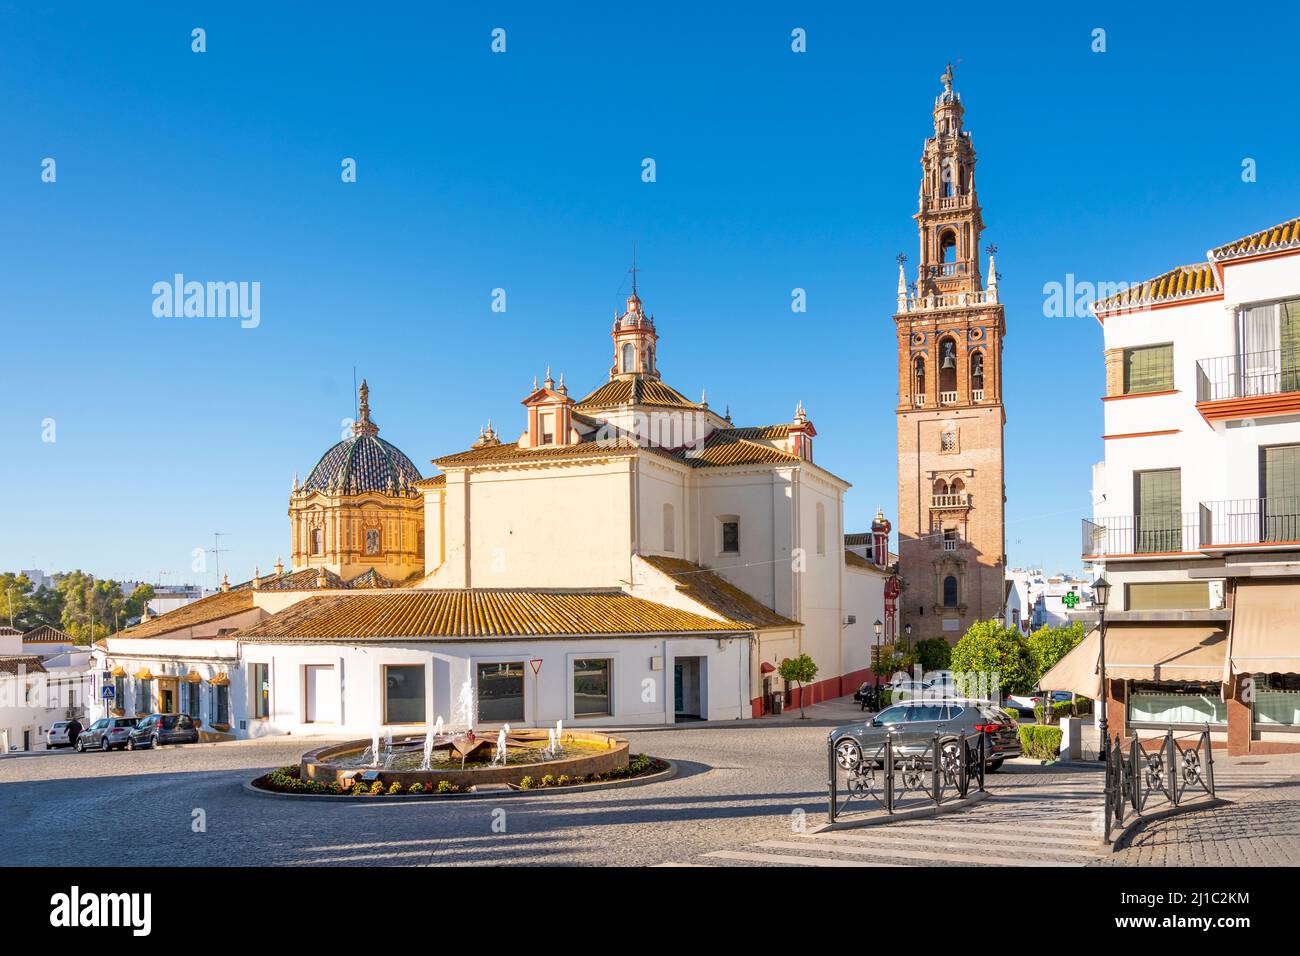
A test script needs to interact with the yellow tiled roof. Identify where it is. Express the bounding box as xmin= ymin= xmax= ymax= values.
xmin=119 ymin=589 xmax=256 ymax=639
xmin=413 ymin=473 xmax=446 ymax=488
xmin=726 ymin=424 xmax=790 ymax=440
xmin=1211 ymin=215 xmax=1300 ymax=262
xmin=233 ymin=589 xmax=742 ymax=642
xmin=1094 ymin=262 xmax=1219 ymax=314
xmin=639 ymin=555 xmax=799 ymax=628
xmin=678 ymin=429 xmax=800 ymax=468
xmin=575 ymin=377 xmax=704 ymax=410
xmin=434 ymin=436 xmax=647 ymax=468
